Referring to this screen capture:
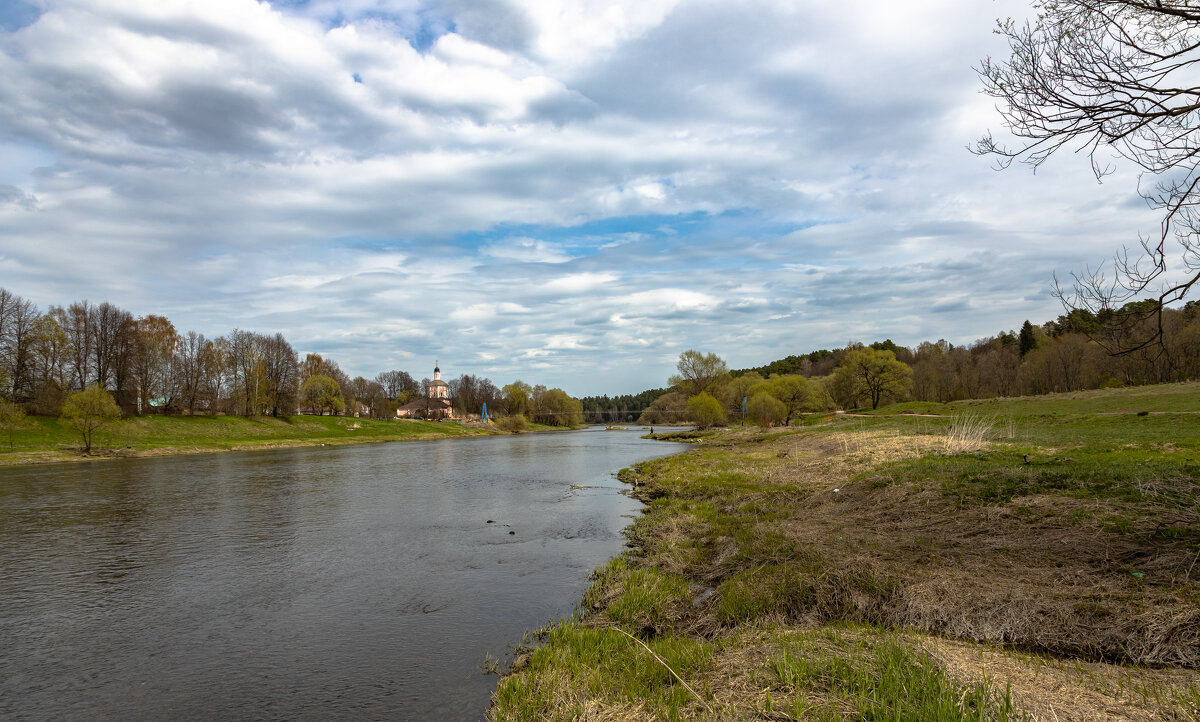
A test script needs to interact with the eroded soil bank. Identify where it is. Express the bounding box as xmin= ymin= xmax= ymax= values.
xmin=491 ymin=387 xmax=1200 ymax=721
